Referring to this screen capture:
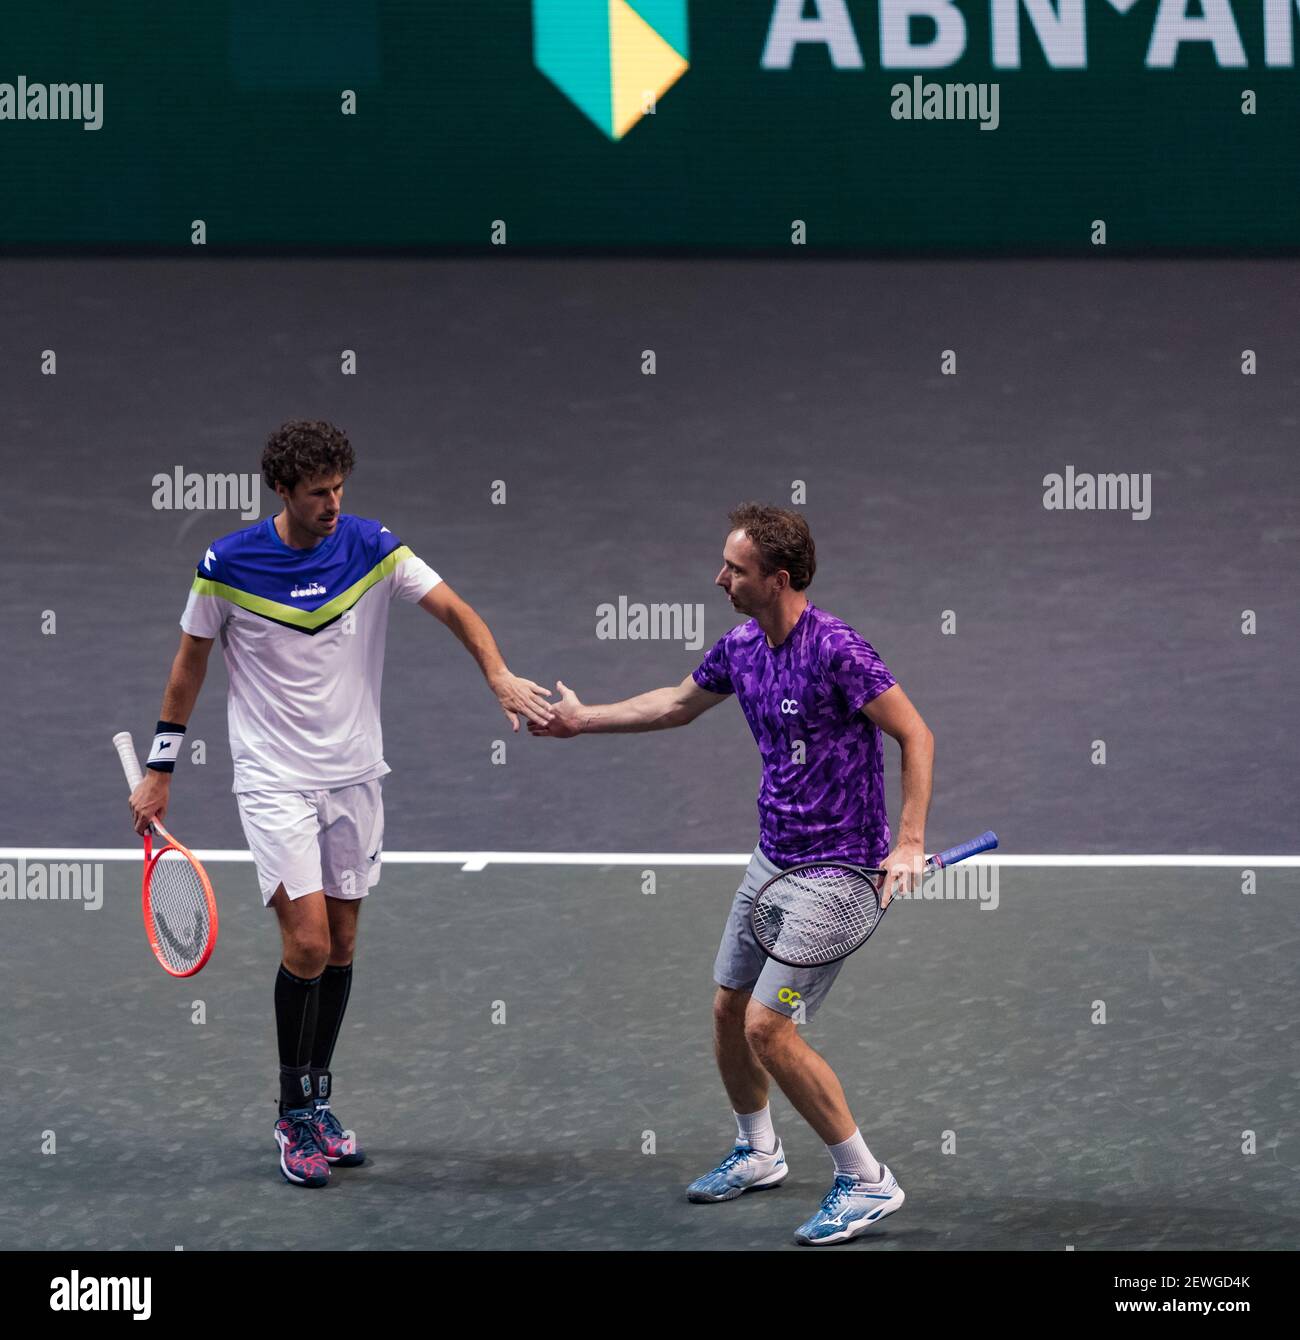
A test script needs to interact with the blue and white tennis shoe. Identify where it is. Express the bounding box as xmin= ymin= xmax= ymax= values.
xmin=686 ymin=1142 xmax=788 ymax=1202
xmin=793 ymin=1166 xmax=905 ymax=1244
